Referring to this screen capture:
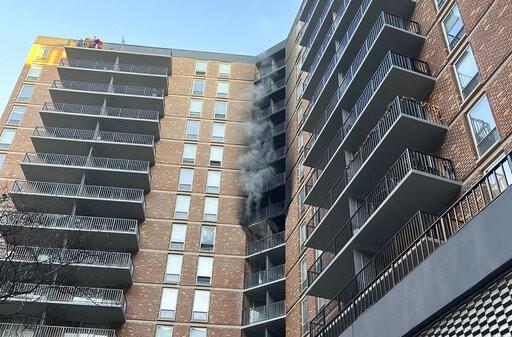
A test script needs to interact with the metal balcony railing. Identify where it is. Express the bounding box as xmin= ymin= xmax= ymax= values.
xmin=2 ymin=212 xmax=138 ymax=235
xmin=23 ymin=152 xmax=150 ymax=173
xmin=305 ymin=49 xmax=429 ymax=160
xmin=262 ymin=122 xmax=286 ymax=139
xmin=245 ymin=264 xmax=285 ymax=289
xmin=67 ymin=39 xmax=174 ymax=57
xmin=309 ymin=153 xmax=512 ymax=337
xmin=304 ymin=12 xmax=420 ymax=124
xmin=1 ymin=283 xmax=125 ymax=308
xmin=11 ymin=180 xmax=144 ymax=203
xmin=307 ymin=150 xmax=456 ymax=284
xmin=246 ymin=201 xmax=286 ymax=225
xmin=257 ymin=99 xmax=286 ymax=120
xmin=51 ymin=80 xmax=164 ymax=98
xmin=302 ymin=0 xmax=350 ymax=74
xmin=302 ymin=0 xmax=336 ymax=65
xmin=263 ymin=172 xmax=286 ymax=191
xmin=243 ymin=300 xmax=286 ymax=325
xmin=255 ymin=78 xmax=286 ymax=100
xmin=0 ymin=323 xmax=116 ymax=337
xmin=305 ymin=97 xmax=443 ymax=198
xmin=33 ymin=126 xmax=154 ymax=146
xmin=2 ymin=245 xmax=132 ymax=269
xmin=256 ymin=58 xmax=286 ymax=81
xmin=343 ymin=52 xmax=430 ymax=136
xmin=273 ymin=146 xmax=286 ymax=160
xmin=246 ymin=231 xmax=285 ymax=256
xmin=60 ymin=58 xmax=168 ymax=76
xmin=42 ymin=102 xmax=160 ymax=121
